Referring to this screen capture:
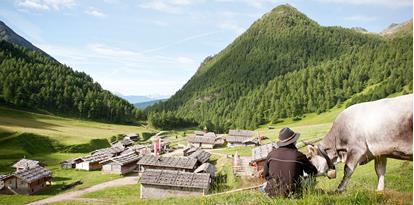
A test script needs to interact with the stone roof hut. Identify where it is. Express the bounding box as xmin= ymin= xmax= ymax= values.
xmin=75 ymin=153 xmax=112 ymax=171
xmin=227 ymin=130 xmax=258 ymax=147
xmin=136 ymin=155 xmax=198 ymax=173
xmin=139 ymin=169 xmax=210 ymax=199
xmin=194 ymin=163 xmax=215 ymax=177
xmin=250 ymin=143 xmax=277 ymax=176
xmin=189 ymin=149 xmax=211 ymax=164
xmin=1 ymin=165 xmax=52 ymax=195
xmin=12 ymin=159 xmax=40 ymax=171
xmin=100 ymin=153 xmax=141 ymax=175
